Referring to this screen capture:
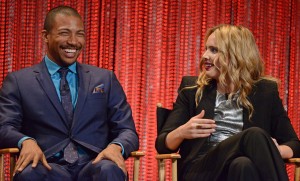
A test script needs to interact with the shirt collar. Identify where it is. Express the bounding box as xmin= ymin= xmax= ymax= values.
xmin=44 ymin=55 xmax=77 ymax=75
